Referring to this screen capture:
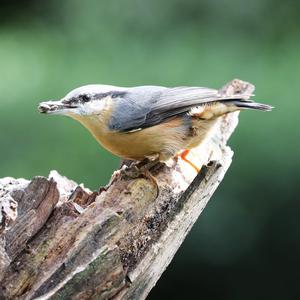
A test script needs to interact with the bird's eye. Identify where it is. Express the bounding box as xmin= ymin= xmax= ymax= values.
xmin=79 ymin=94 xmax=90 ymax=102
